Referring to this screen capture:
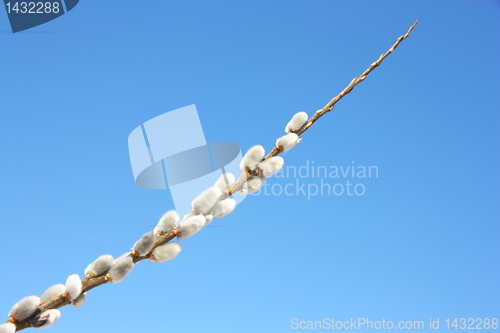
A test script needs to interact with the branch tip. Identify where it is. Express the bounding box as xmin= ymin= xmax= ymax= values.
xmin=405 ymin=19 xmax=418 ymax=38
